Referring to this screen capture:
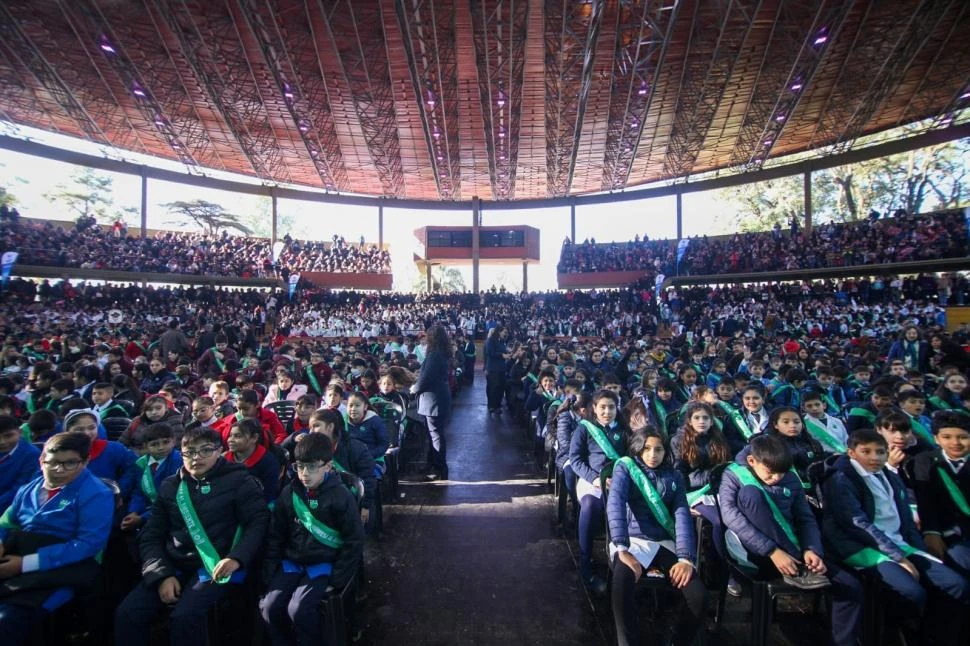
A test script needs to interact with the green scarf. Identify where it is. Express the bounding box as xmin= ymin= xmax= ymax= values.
xmin=210 ymin=347 xmax=226 ymax=373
